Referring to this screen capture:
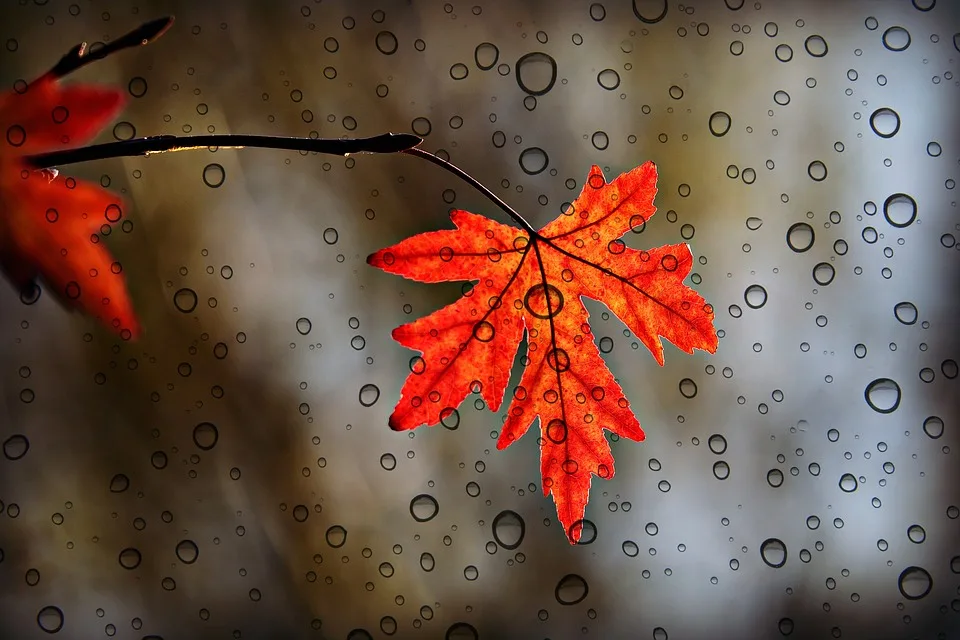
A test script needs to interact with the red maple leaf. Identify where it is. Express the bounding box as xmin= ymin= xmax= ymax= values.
xmin=368 ymin=162 xmax=718 ymax=543
xmin=0 ymin=72 xmax=139 ymax=338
